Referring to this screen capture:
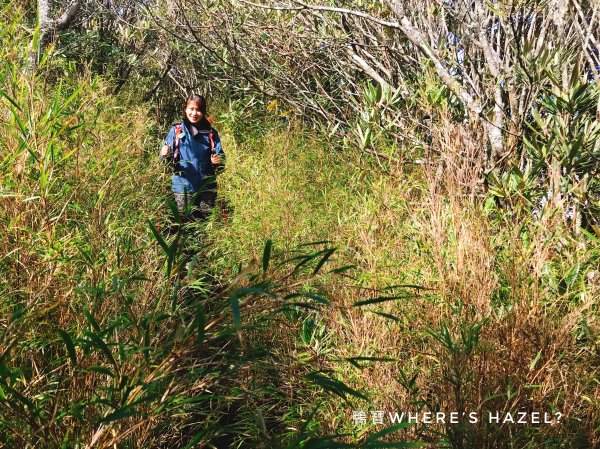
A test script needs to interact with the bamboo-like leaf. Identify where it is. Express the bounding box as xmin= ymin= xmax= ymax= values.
xmin=148 ymin=220 xmax=170 ymax=255
xmin=383 ymin=284 xmax=430 ymax=291
xmin=328 ymin=264 xmax=356 ymax=274
xmin=529 ymin=350 xmax=542 ymax=371
xmin=83 ymin=310 xmax=101 ymax=332
xmin=59 ymin=83 xmax=84 ymax=113
xmin=375 ymin=83 xmax=383 ymax=102
xmin=298 ymin=240 xmax=332 ymax=247
xmin=85 ymin=331 xmax=117 ymax=368
xmin=262 ymin=239 xmax=272 ymax=273
xmin=166 ymin=199 xmax=181 ymax=224
xmin=371 ymin=311 xmax=401 ymax=322
xmin=4 ymin=385 xmax=38 ymax=416
xmin=58 ymin=329 xmax=77 ymax=366
xmin=0 ymin=88 xmax=21 ymax=111
xmin=232 ymin=286 xmax=274 ymax=299
xmin=312 ymin=248 xmax=335 ymax=275
xmin=101 ymin=406 xmax=136 ymax=424
xmin=305 ymin=371 xmax=368 ymax=402
xmin=182 ymin=431 xmax=209 ymax=449
xmin=85 ymin=365 xmax=115 ymax=377
xmin=353 ymin=295 xmax=410 ymax=307
xmin=346 ymin=356 xmax=396 ymax=368
xmin=285 ymin=248 xmax=336 ymax=273
xmin=301 ymin=317 xmax=316 ymax=345
xmin=282 ymin=302 xmax=321 ymax=311
xmin=284 ymin=292 xmax=329 ymax=305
